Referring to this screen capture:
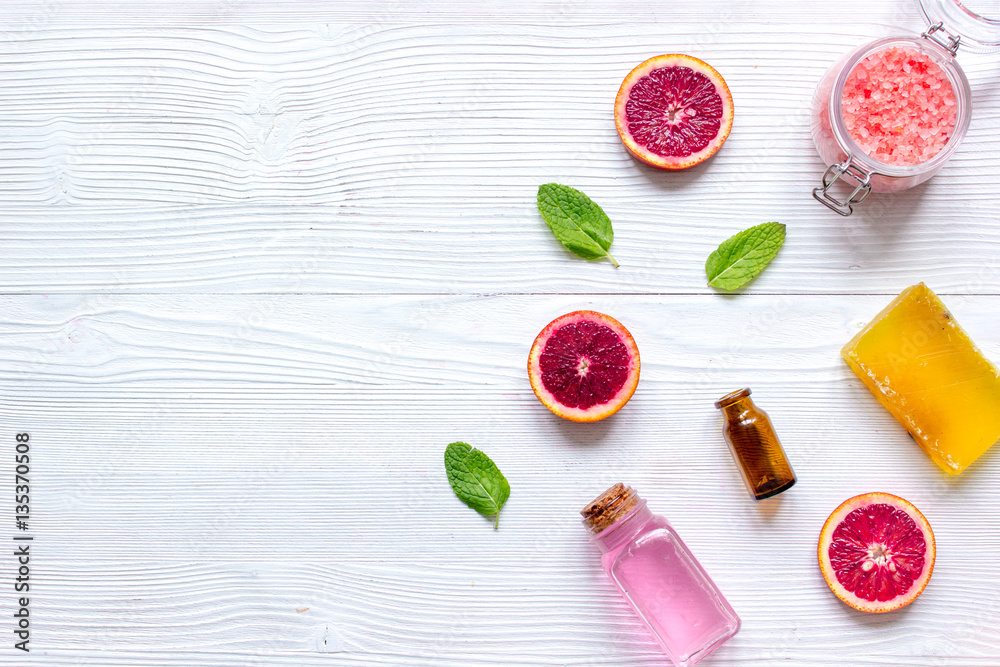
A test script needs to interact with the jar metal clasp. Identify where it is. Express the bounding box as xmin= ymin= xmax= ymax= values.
xmin=812 ymin=155 xmax=873 ymax=216
xmin=922 ymin=22 xmax=961 ymax=57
